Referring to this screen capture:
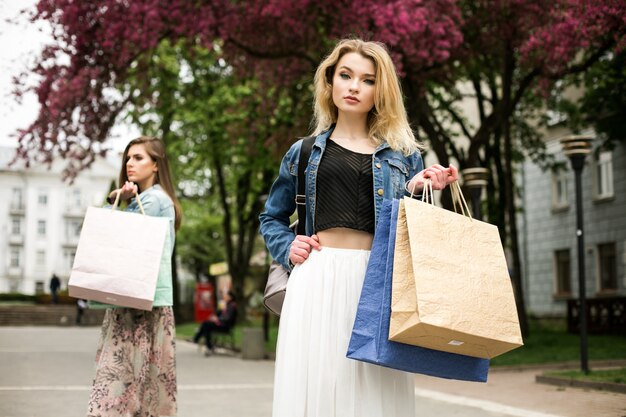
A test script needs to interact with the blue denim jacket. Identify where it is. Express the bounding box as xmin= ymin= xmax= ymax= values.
xmin=259 ymin=126 xmax=423 ymax=271
xmin=92 ymin=184 xmax=176 ymax=309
